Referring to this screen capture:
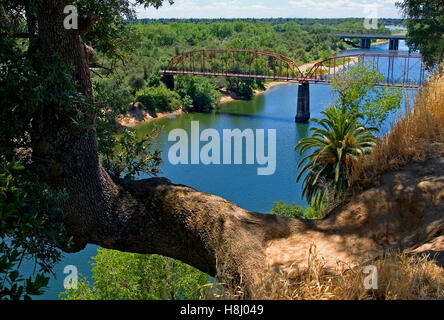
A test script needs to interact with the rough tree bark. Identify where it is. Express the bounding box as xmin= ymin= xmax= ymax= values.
xmin=28 ymin=0 xmax=443 ymax=291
